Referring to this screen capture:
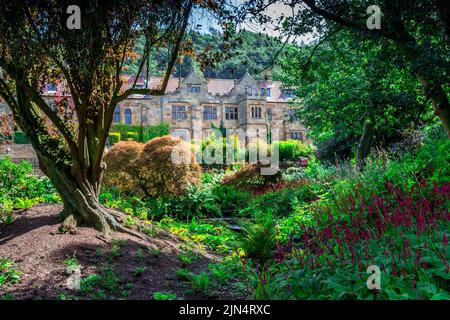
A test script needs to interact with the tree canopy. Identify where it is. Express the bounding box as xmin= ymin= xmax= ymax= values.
xmin=0 ymin=0 xmax=221 ymax=233
xmin=242 ymin=0 xmax=450 ymax=137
